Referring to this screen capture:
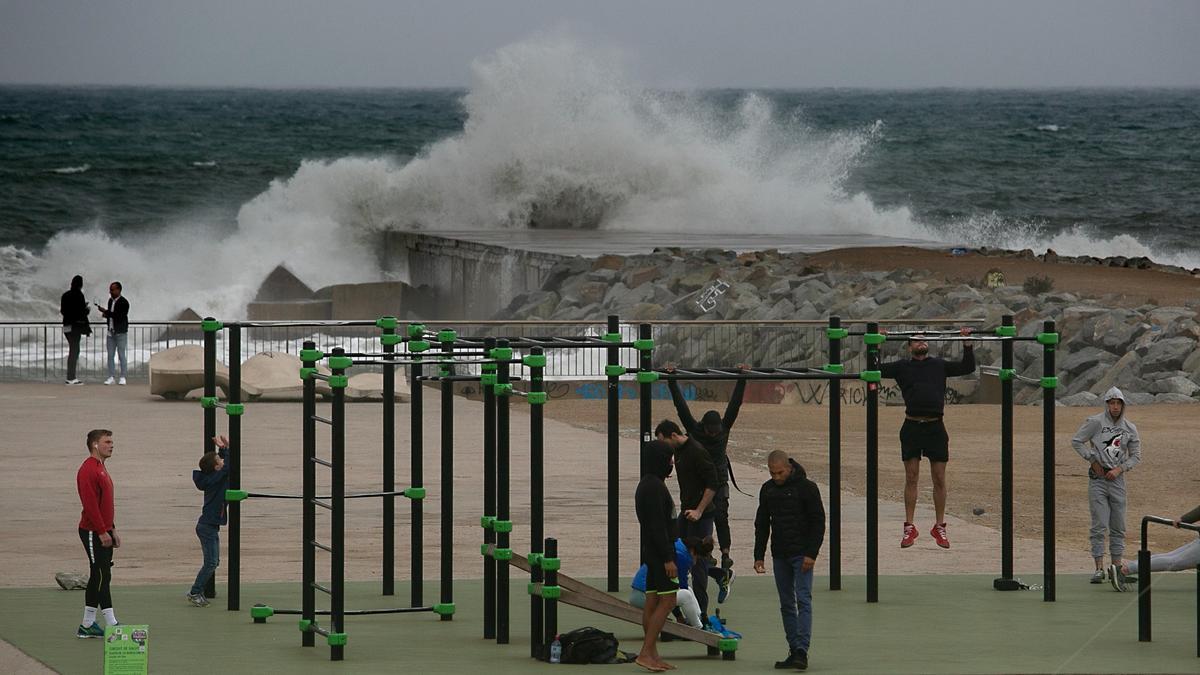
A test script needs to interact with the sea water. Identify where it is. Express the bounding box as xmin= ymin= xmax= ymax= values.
xmin=2 ymin=36 xmax=1197 ymax=320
